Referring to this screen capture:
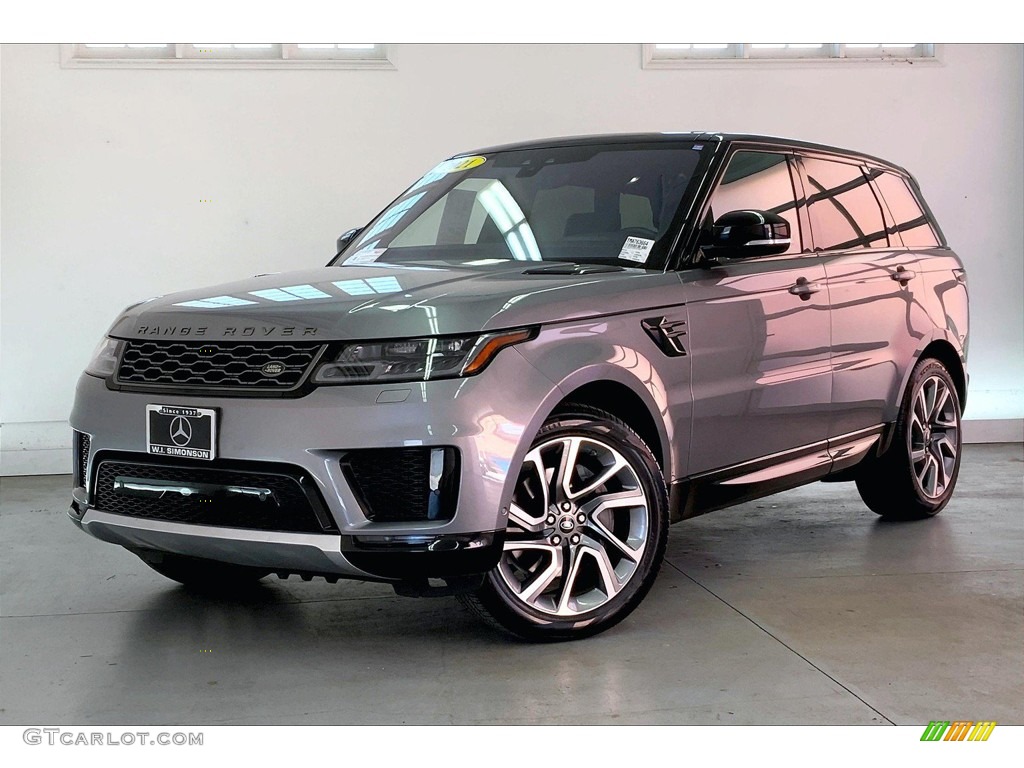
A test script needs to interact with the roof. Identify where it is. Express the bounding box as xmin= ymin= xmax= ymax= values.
xmin=459 ymin=133 xmax=909 ymax=175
